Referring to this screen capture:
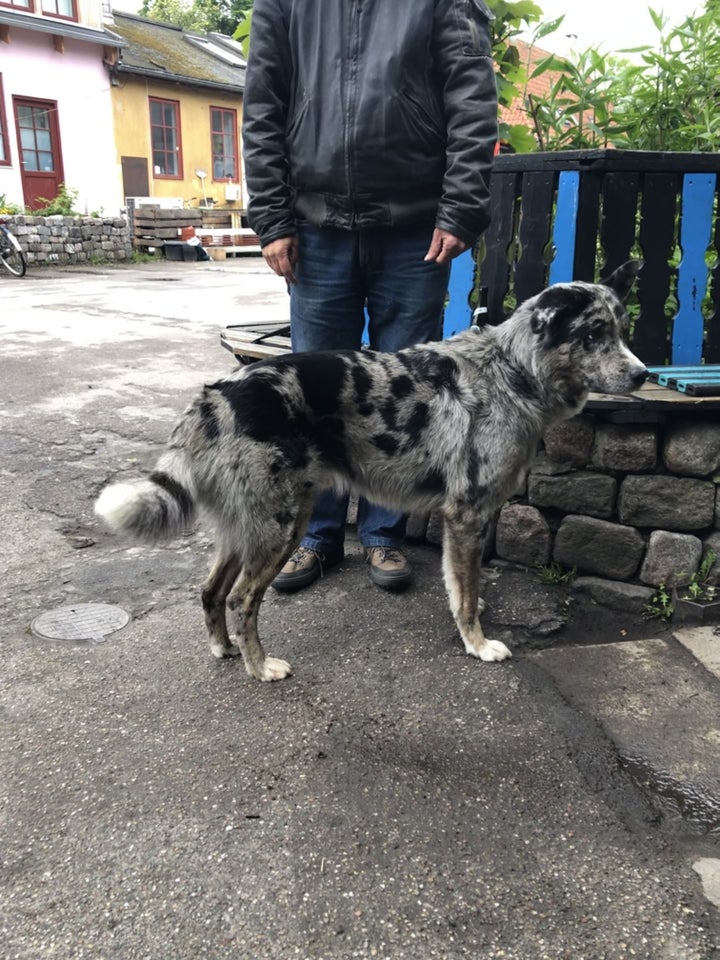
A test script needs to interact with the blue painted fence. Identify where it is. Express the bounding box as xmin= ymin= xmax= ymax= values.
xmin=445 ymin=150 xmax=720 ymax=366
